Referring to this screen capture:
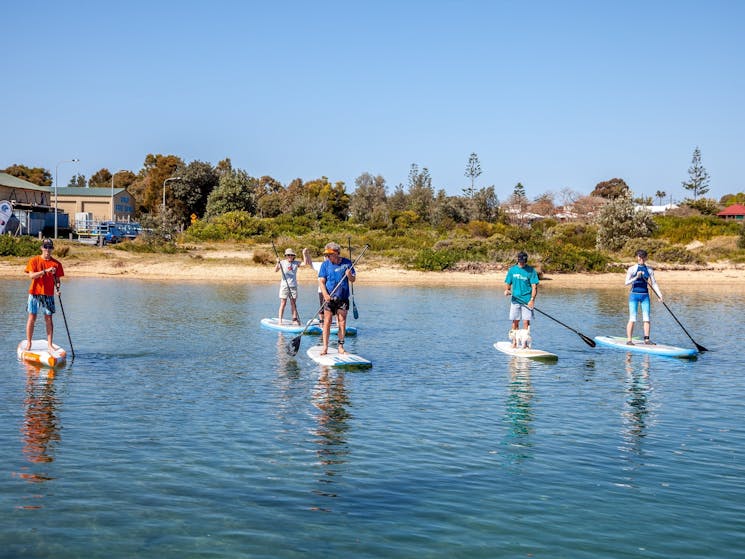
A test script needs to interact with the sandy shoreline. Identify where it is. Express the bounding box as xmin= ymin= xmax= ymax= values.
xmin=2 ymin=247 xmax=743 ymax=290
